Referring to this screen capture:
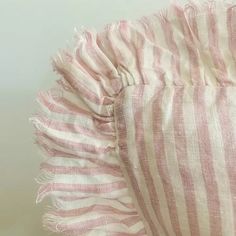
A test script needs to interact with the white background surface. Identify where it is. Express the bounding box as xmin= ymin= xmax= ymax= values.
xmin=0 ymin=0 xmax=185 ymax=235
